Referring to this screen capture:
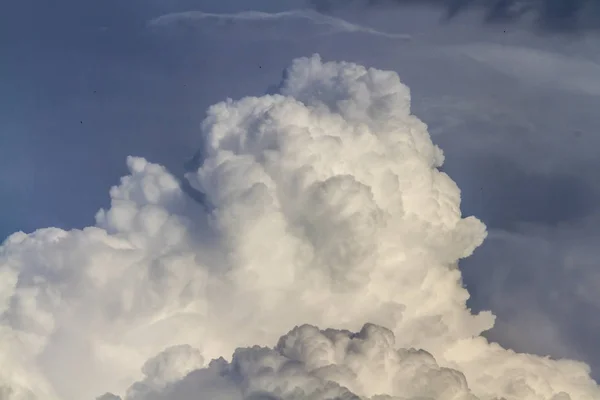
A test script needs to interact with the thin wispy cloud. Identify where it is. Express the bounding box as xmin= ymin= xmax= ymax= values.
xmin=147 ymin=9 xmax=412 ymax=40
xmin=451 ymin=43 xmax=600 ymax=96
